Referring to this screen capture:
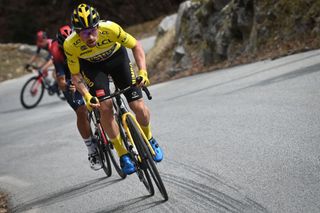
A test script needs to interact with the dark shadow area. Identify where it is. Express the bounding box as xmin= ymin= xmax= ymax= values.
xmin=12 ymin=177 xmax=122 ymax=213
xmin=95 ymin=195 xmax=166 ymax=213
xmin=166 ymin=51 xmax=320 ymax=101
